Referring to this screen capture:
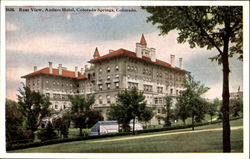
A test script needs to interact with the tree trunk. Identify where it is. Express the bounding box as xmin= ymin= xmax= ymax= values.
xmin=132 ymin=118 xmax=135 ymax=135
xmin=79 ymin=128 xmax=82 ymax=136
xmin=191 ymin=114 xmax=194 ymax=131
xmin=222 ymin=36 xmax=231 ymax=152
xmin=210 ymin=115 xmax=213 ymax=123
